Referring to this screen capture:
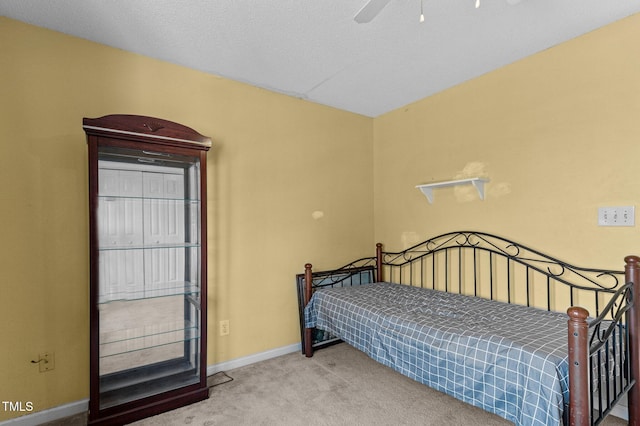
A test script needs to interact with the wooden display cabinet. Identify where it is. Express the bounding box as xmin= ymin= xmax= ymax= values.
xmin=84 ymin=115 xmax=211 ymax=425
